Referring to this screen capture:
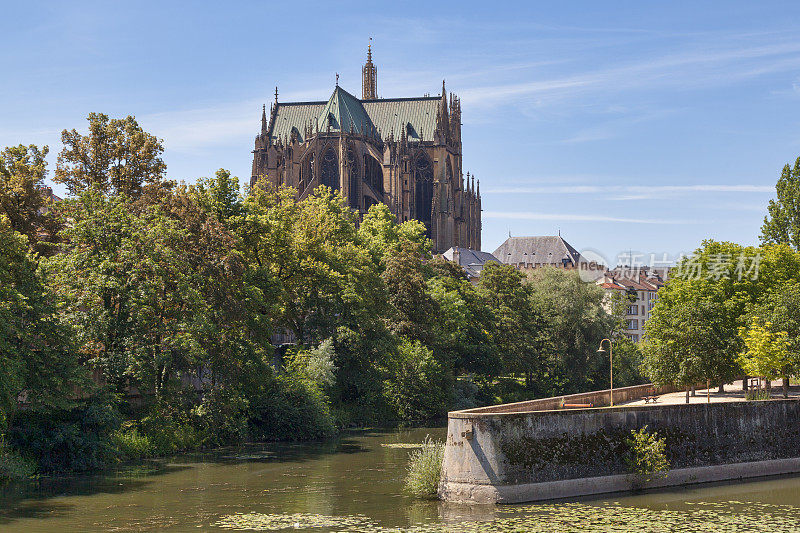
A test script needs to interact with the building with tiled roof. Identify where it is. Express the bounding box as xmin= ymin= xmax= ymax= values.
xmin=492 ymin=235 xmax=586 ymax=272
xmin=597 ymin=268 xmax=667 ymax=343
xmin=251 ymin=45 xmax=481 ymax=252
xmin=442 ymin=246 xmax=500 ymax=282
